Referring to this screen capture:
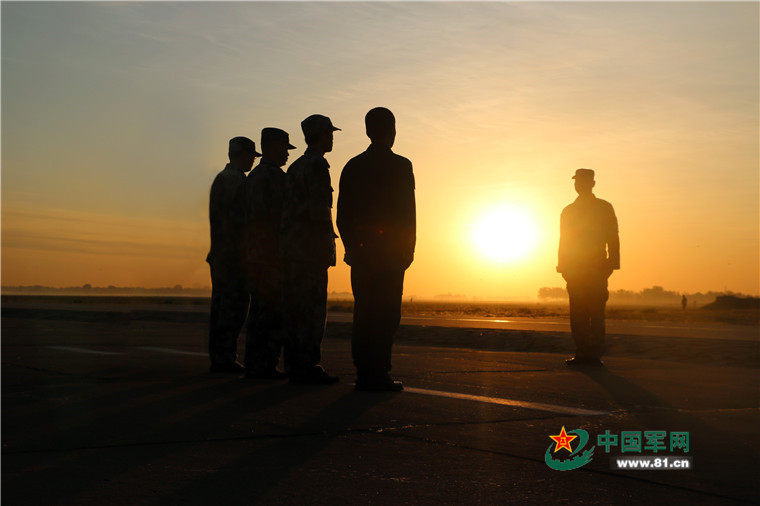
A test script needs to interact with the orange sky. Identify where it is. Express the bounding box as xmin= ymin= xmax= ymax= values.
xmin=2 ymin=2 xmax=758 ymax=300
